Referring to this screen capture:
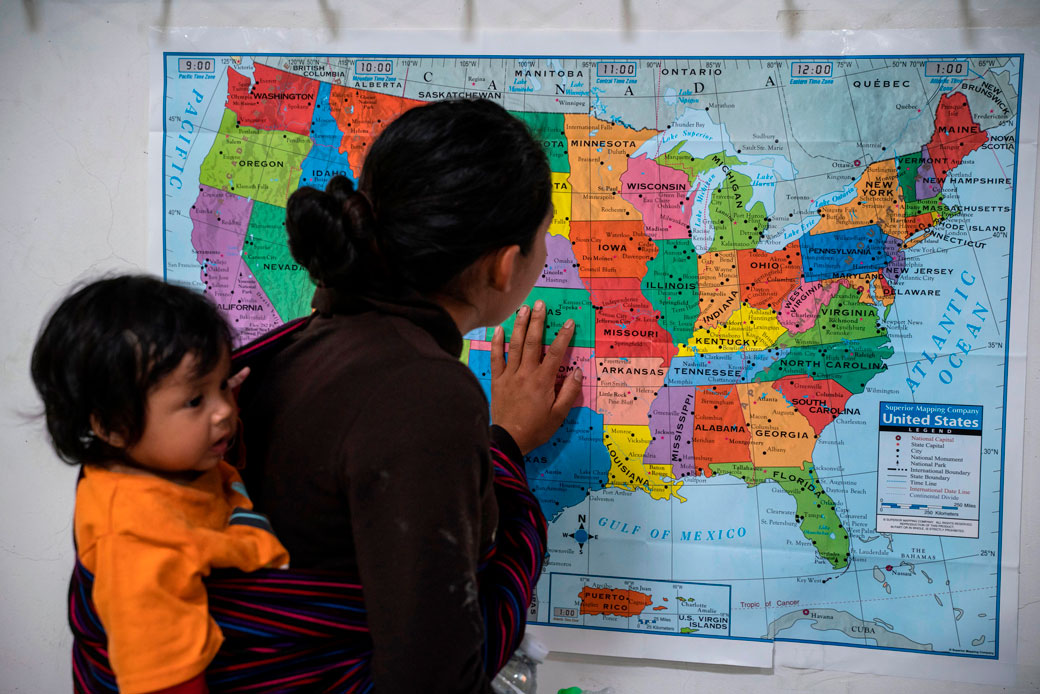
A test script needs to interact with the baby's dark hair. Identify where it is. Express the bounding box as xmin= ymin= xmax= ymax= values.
xmin=286 ymin=98 xmax=552 ymax=296
xmin=30 ymin=275 xmax=233 ymax=465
